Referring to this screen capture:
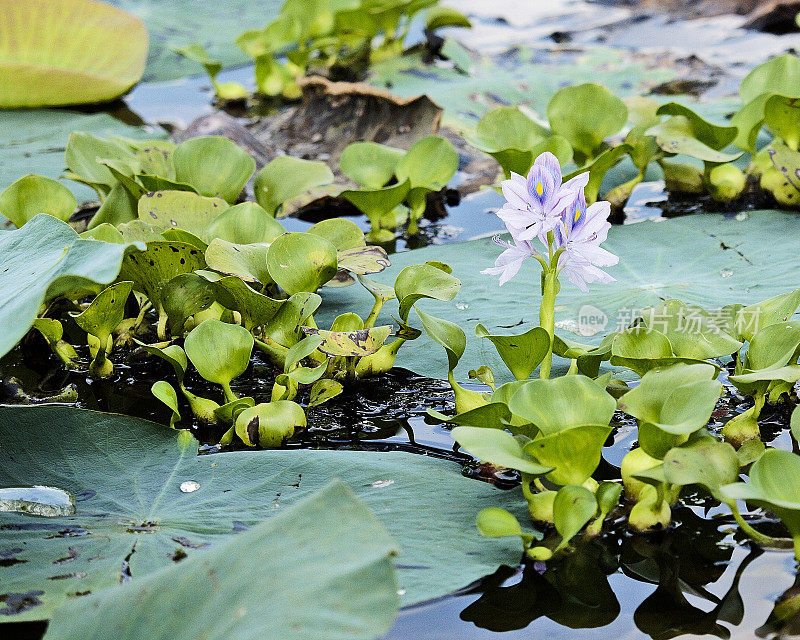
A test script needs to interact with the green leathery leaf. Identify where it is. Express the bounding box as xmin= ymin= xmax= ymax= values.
xmin=451 ymin=426 xmax=552 ymax=475
xmin=0 ymin=404 xmax=535 ymax=617
xmin=525 ymin=425 xmax=613 ymax=486
xmin=235 ymin=401 xmax=306 ymax=448
xmin=342 ymin=181 xmax=410 ymax=229
xmin=64 ymin=132 xmax=139 ymax=196
xmin=474 ymin=324 xmax=550 ymax=381
xmin=308 ymin=378 xmax=344 ymax=407
xmin=117 ymin=219 xmax=164 ymax=243
xmin=42 ymin=481 xmax=398 ymax=640
xmin=336 ymin=245 xmax=392 ymax=277
xmin=546 ymin=83 xmax=627 ymax=160
xmin=204 ymin=239 xmax=272 ymax=285
xmin=118 ymin=240 xmax=206 ymax=308
xmin=646 ymin=115 xmax=742 ymax=163
xmin=655 ymin=103 xmax=738 ymax=151
xmin=135 ymin=340 xmax=189 ymax=383
xmin=740 ymin=54 xmax=800 ymax=103
xmin=617 ymin=363 xmax=721 ymax=435
xmin=764 ymin=95 xmax=800 ymax=151
xmin=340 ymin=142 xmax=406 ymax=189
xmin=184 ymin=319 xmax=253 ymax=386
xmin=151 ymin=381 xmax=181 ymax=429
xmin=0 ymin=0 xmax=147 ymax=108
xmin=640 ymin=299 xmax=742 ymax=359
xmin=160 ymin=228 xmax=207 ymax=250
xmin=254 ymin=157 xmax=334 ymax=216
xmin=160 ymin=273 xmax=216 ymax=334
xmin=509 ymin=376 xmax=615 ymax=436
xmin=735 ymin=289 xmax=800 ymax=342
xmin=72 ymin=281 xmax=133 ymax=343
xmin=81 ymin=223 xmax=124 ymax=243
xmin=262 ymin=292 xmax=322 ymax=348
xmin=0 ymin=175 xmax=76 ymax=228
xmin=212 ymin=277 xmax=284 ymax=330
xmin=0 ymin=215 xmax=141 ymax=359
xmin=395 ymin=136 xmax=458 ymax=191
xmin=137 ymin=190 xmax=230 ymax=238
xmin=204 ymin=201 xmax=285 ymax=244
xmin=661 ymin=438 xmax=739 ymax=500
xmin=415 ymin=307 xmax=465 ymax=372
xmin=476 ymin=507 xmax=526 ymax=540
xmin=553 ymin=485 xmax=597 ymax=551
xmin=266 ymin=232 xmax=338 ymax=294
xmin=88 ymin=182 xmax=138 ymax=228
xmin=172 ymin=136 xmax=256 ymax=204
xmin=395 ymin=263 xmax=461 ymax=323
xmin=426 ymin=403 xmax=511 ymax=430
xmin=307 ymin=218 xmax=365 ymax=251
